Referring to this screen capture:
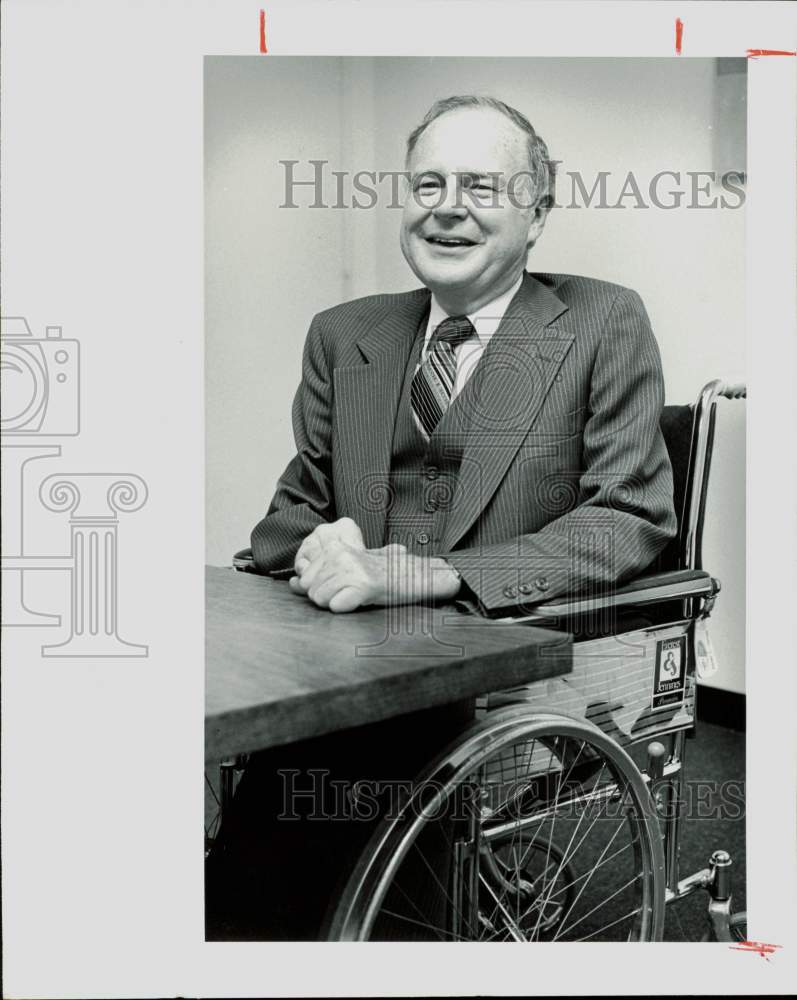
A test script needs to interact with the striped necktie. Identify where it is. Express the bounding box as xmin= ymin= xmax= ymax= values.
xmin=410 ymin=315 xmax=475 ymax=437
